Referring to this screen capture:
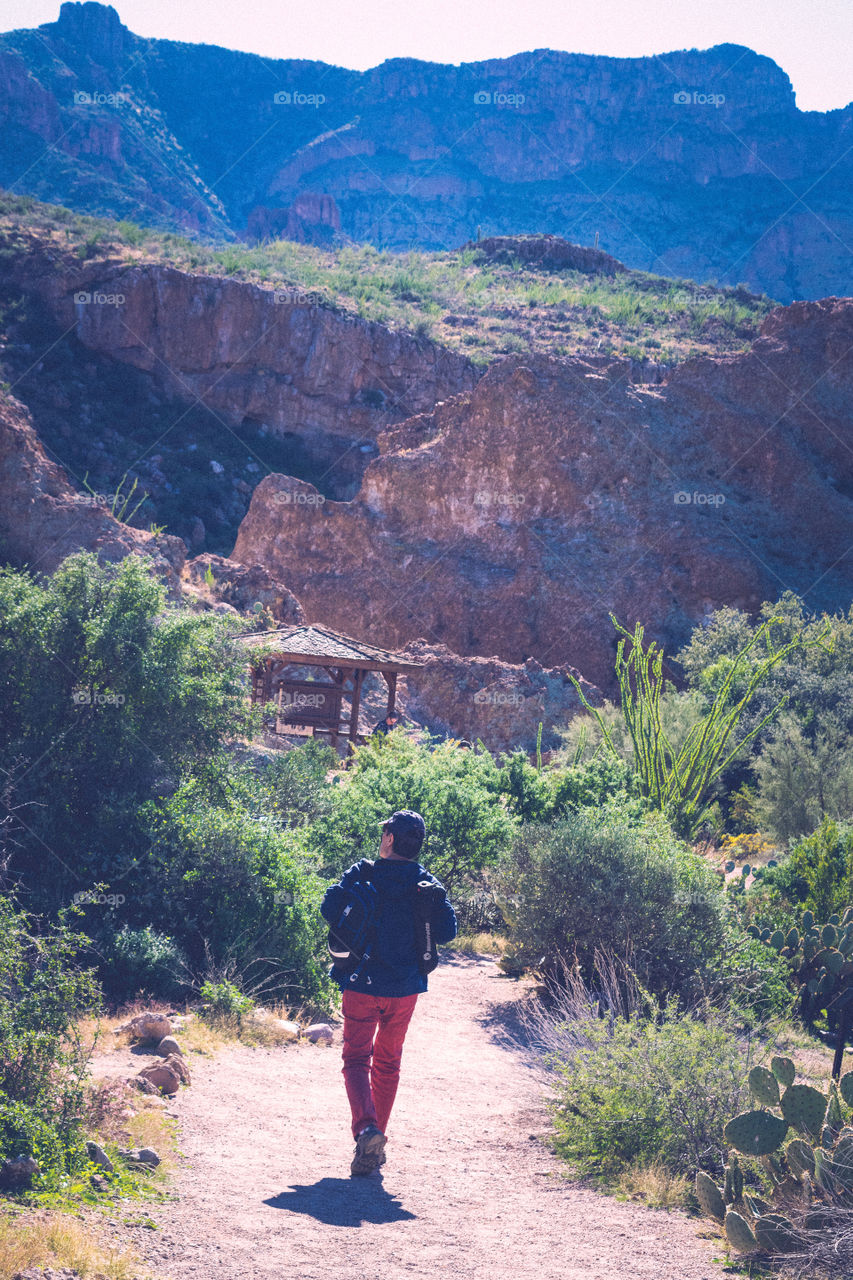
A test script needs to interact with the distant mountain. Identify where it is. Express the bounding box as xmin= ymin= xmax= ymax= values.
xmin=1 ymin=2 xmax=852 ymax=300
